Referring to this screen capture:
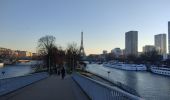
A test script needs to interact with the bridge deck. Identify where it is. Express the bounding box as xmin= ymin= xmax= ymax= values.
xmin=0 ymin=75 xmax=89 ymax=100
